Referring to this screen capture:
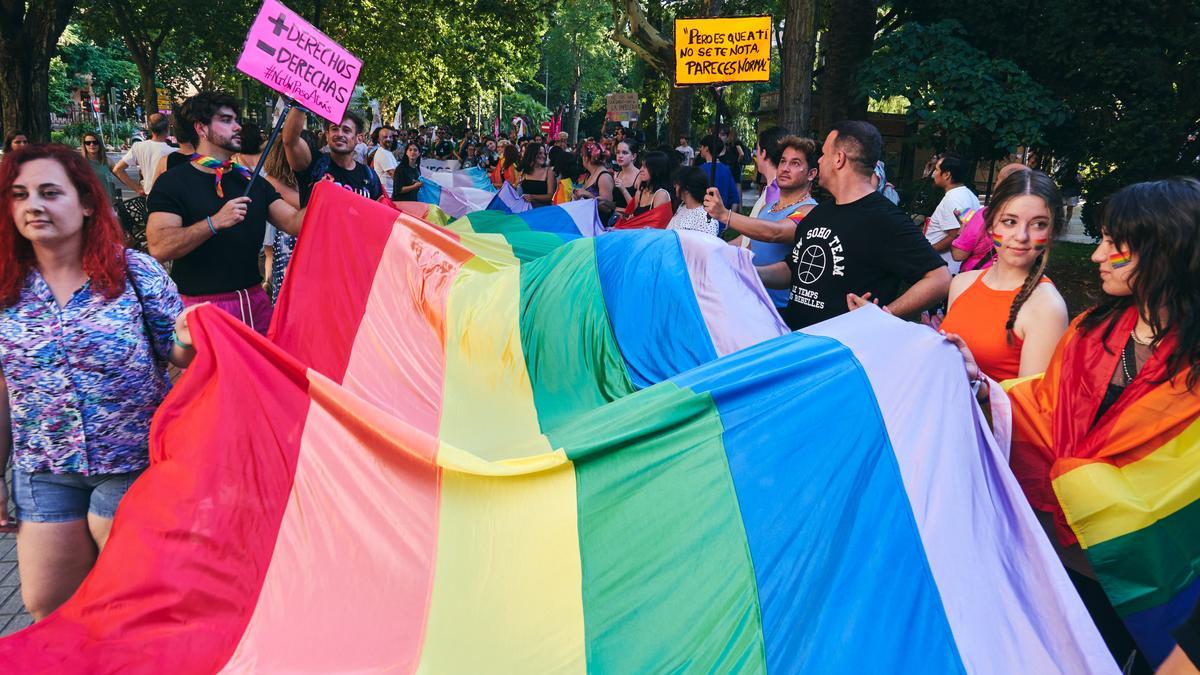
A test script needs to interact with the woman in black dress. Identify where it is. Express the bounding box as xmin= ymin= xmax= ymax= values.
xmin=611 ymin=139 xmax=641 ymax=217
xmin=517 ymin=144 xmax=555 ymax=207
xmin=392 ymin=141 xmax=423 ymax=201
